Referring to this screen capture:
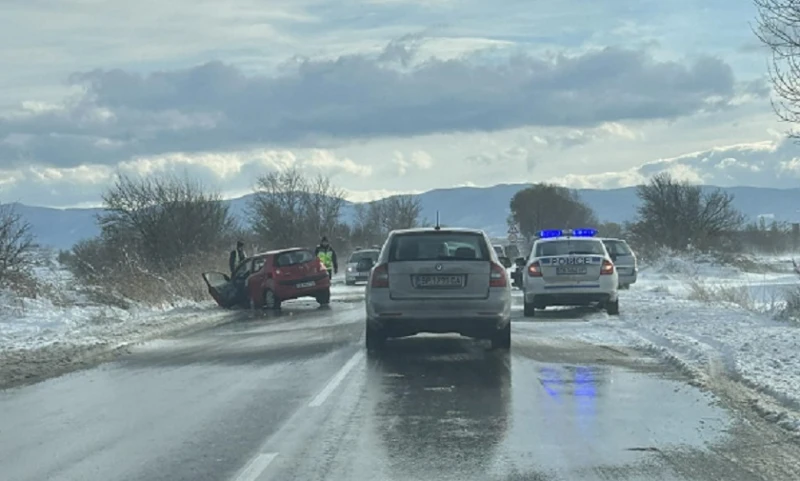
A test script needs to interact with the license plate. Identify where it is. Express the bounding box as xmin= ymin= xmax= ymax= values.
xmin=296 ymin=281 xmax=315 ymax=288
xmin=413 ymin=275 xmax=465 ymax=288
xmin=556 ymin=266 xmax=586 ymax=275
